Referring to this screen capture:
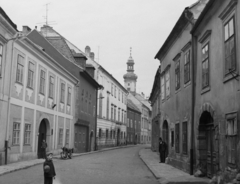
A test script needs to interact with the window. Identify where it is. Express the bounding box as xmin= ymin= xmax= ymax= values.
xmin=111 ymin=83 xmax=113 ymax=96
xmin=81 ymin=89 xmax=84 ymax=111
xmin=184 ymin=50 xmax=191 ymax=84
xmin=226 ymin=113 xmax=237 ymax=166
xmin=40 ymin=70 xmax=45 ymax=94
xmin=202 ymin=43 xmax=209 ymax=89
xmin=118 ymin=90 xmax=120 ymax=101
xmin=113 ymin=130 xmax=115 ymax=139
xmin=135 ymin=120 xmax=136 ymax=129
xmin=99 ymin=129 xmax=102 ymax=138
xmin=118 ymin=108 xmax=120 ymax=122
xmin=110 ymin=130 xmax=112 ymax=139
xmin=122 ymin=93 xmax=124 ymax=103
xmin=65 ymin=129 xmax=69 ymax=146
xmin=27 ymin=62 xmax=34 ymax=88
xmin=60 ymin=83 xmax=65 ymax=103
xmin=16 ymin=55 xmax=24 ymax=84
xmin=67 ymin=87 xmax=71 ymax=105
xmin=161 ymin=76 xmax=165 ymax=100
xmin=99 ymin=93 xmax=103 ymax=117
xmin=166 ymin=70 xmax=170 ymax=97
xmin=88 ymin=94 xmax=91 ymax=114
xmin=106 ymin=95 xmax=109 ymax=119
xmin=49 ymin=76 xmax=54 ymax=98
xmin=85 ymin=92 xmax=88 ymax=112
xmin=58 ymin=128 xmax=63 ymax=145
xmin=182 ymin=122 xmax=188 ymax=154
xmin=175 ymin=60 xmax=180 ymax=90
xmin=111 ymin=105 xmax=113 ymax=120
xmin=13 ymin=122 xmax=20 ymax=145
xmin=224 ymin=17 xmax=236 ymax=75
xmin=0 ymin=44 xmax=2 ymax=76
xmin=114 ymin=86 xmax=116 ymax=97
xmin=114 ymin=106 xmax=116 ymax=121
xmin=24 ymin=124 xmax=31 ymax=145
xmin=175 ymin=123 xmax=180 ymax=153
xmin=106 ymin=129 xmax=109 ymax=139
xmin=122 ymin=110 xmax=124 ymax=123
xmin=127 ymin=118 xmax=129 ymax=127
